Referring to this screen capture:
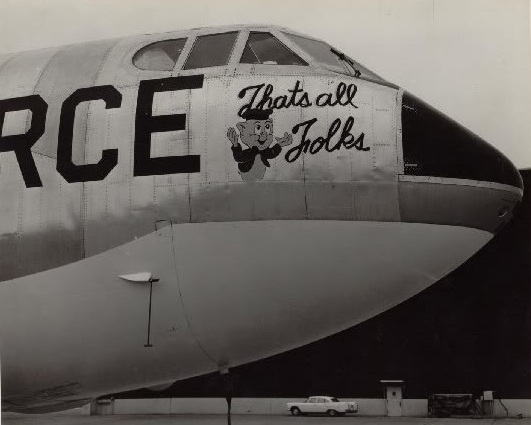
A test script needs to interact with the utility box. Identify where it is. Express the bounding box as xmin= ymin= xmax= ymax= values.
xmin=483 ymin=391 xmax=494 ymax=401
xmin=94 ymin=398 xmax=114 ymax=415
xmin=81 ymin=401 xmax=97 ymax=416
xmin=380 ymin=380 xmax=404 ymax=417
xmin=482 ymin=390 xmax=494 ymax=417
